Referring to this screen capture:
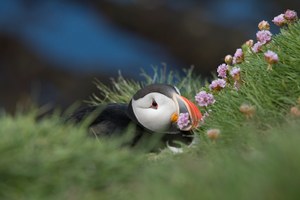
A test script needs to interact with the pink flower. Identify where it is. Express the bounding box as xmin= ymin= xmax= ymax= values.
xmin=256 ymin=30 xmax=272 ymax=44
xmin=272 ymin=14 xmax=286 ymax=26
xmin=177 ymin=113 xmax=190 ymax=129
xmin=230 ymin=67 xmax=241 ymax=81
xmin=234 ymin=48 xmax=243 ymax=58
xmin=284 ymin=9 xmax=298 ymax=21
xmin=209 ymin=79 xmax=226 ymax=91
xmin=233 ymin=48 xmax=244 ymax=64
xmin=217 ymin=63 xmax=229 ymax=78
xmin=251 ymin=42 xmax=263 ymax=53
xmin=264 ymin=50 xmax=279 ymax=64
xmin=195 ymin=91 xmax=215 ymax=107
